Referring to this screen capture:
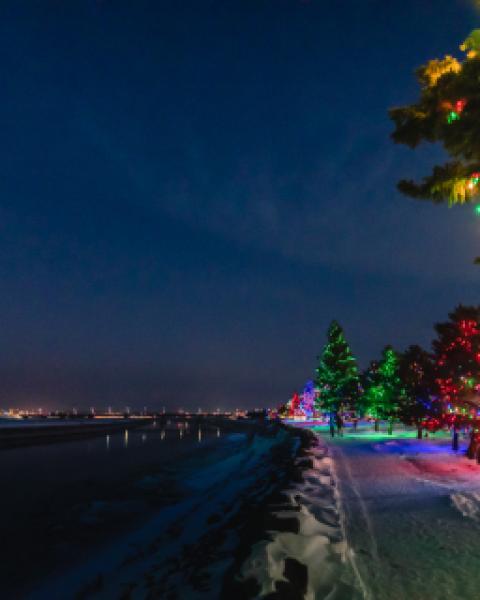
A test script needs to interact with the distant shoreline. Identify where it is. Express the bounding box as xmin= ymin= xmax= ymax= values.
xmin=0 ymin=418 xmax=151 ymax=450
xmin=0 ymin=415 xmax=256 ymax=450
